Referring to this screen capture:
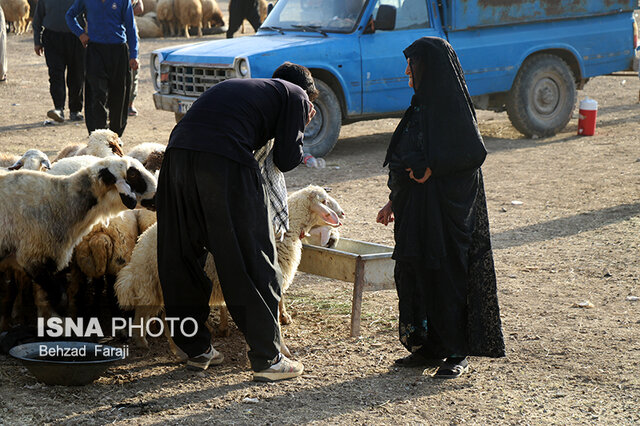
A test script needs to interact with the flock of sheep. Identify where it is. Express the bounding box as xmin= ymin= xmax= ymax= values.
xmin=0 ymin=132 xmax=345 ymax=359
xmin=0 ymin=0 xmax=269 ymax=39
